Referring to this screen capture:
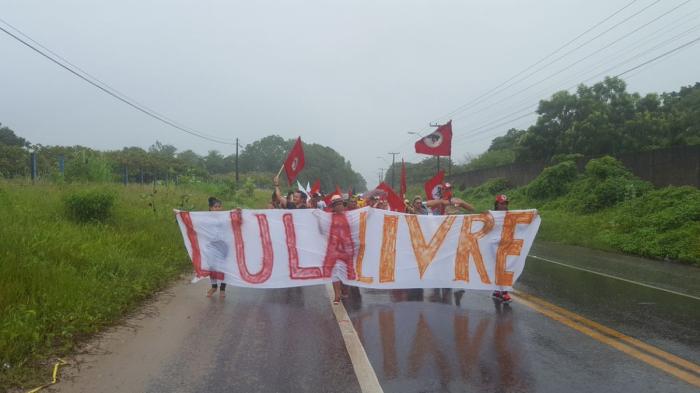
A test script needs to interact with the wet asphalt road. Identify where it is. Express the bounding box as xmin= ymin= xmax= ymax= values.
xmin=54 ymin=285 xmax=362 ymax=393
xmin=53 ymin=241 xmax=699 ymax=393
